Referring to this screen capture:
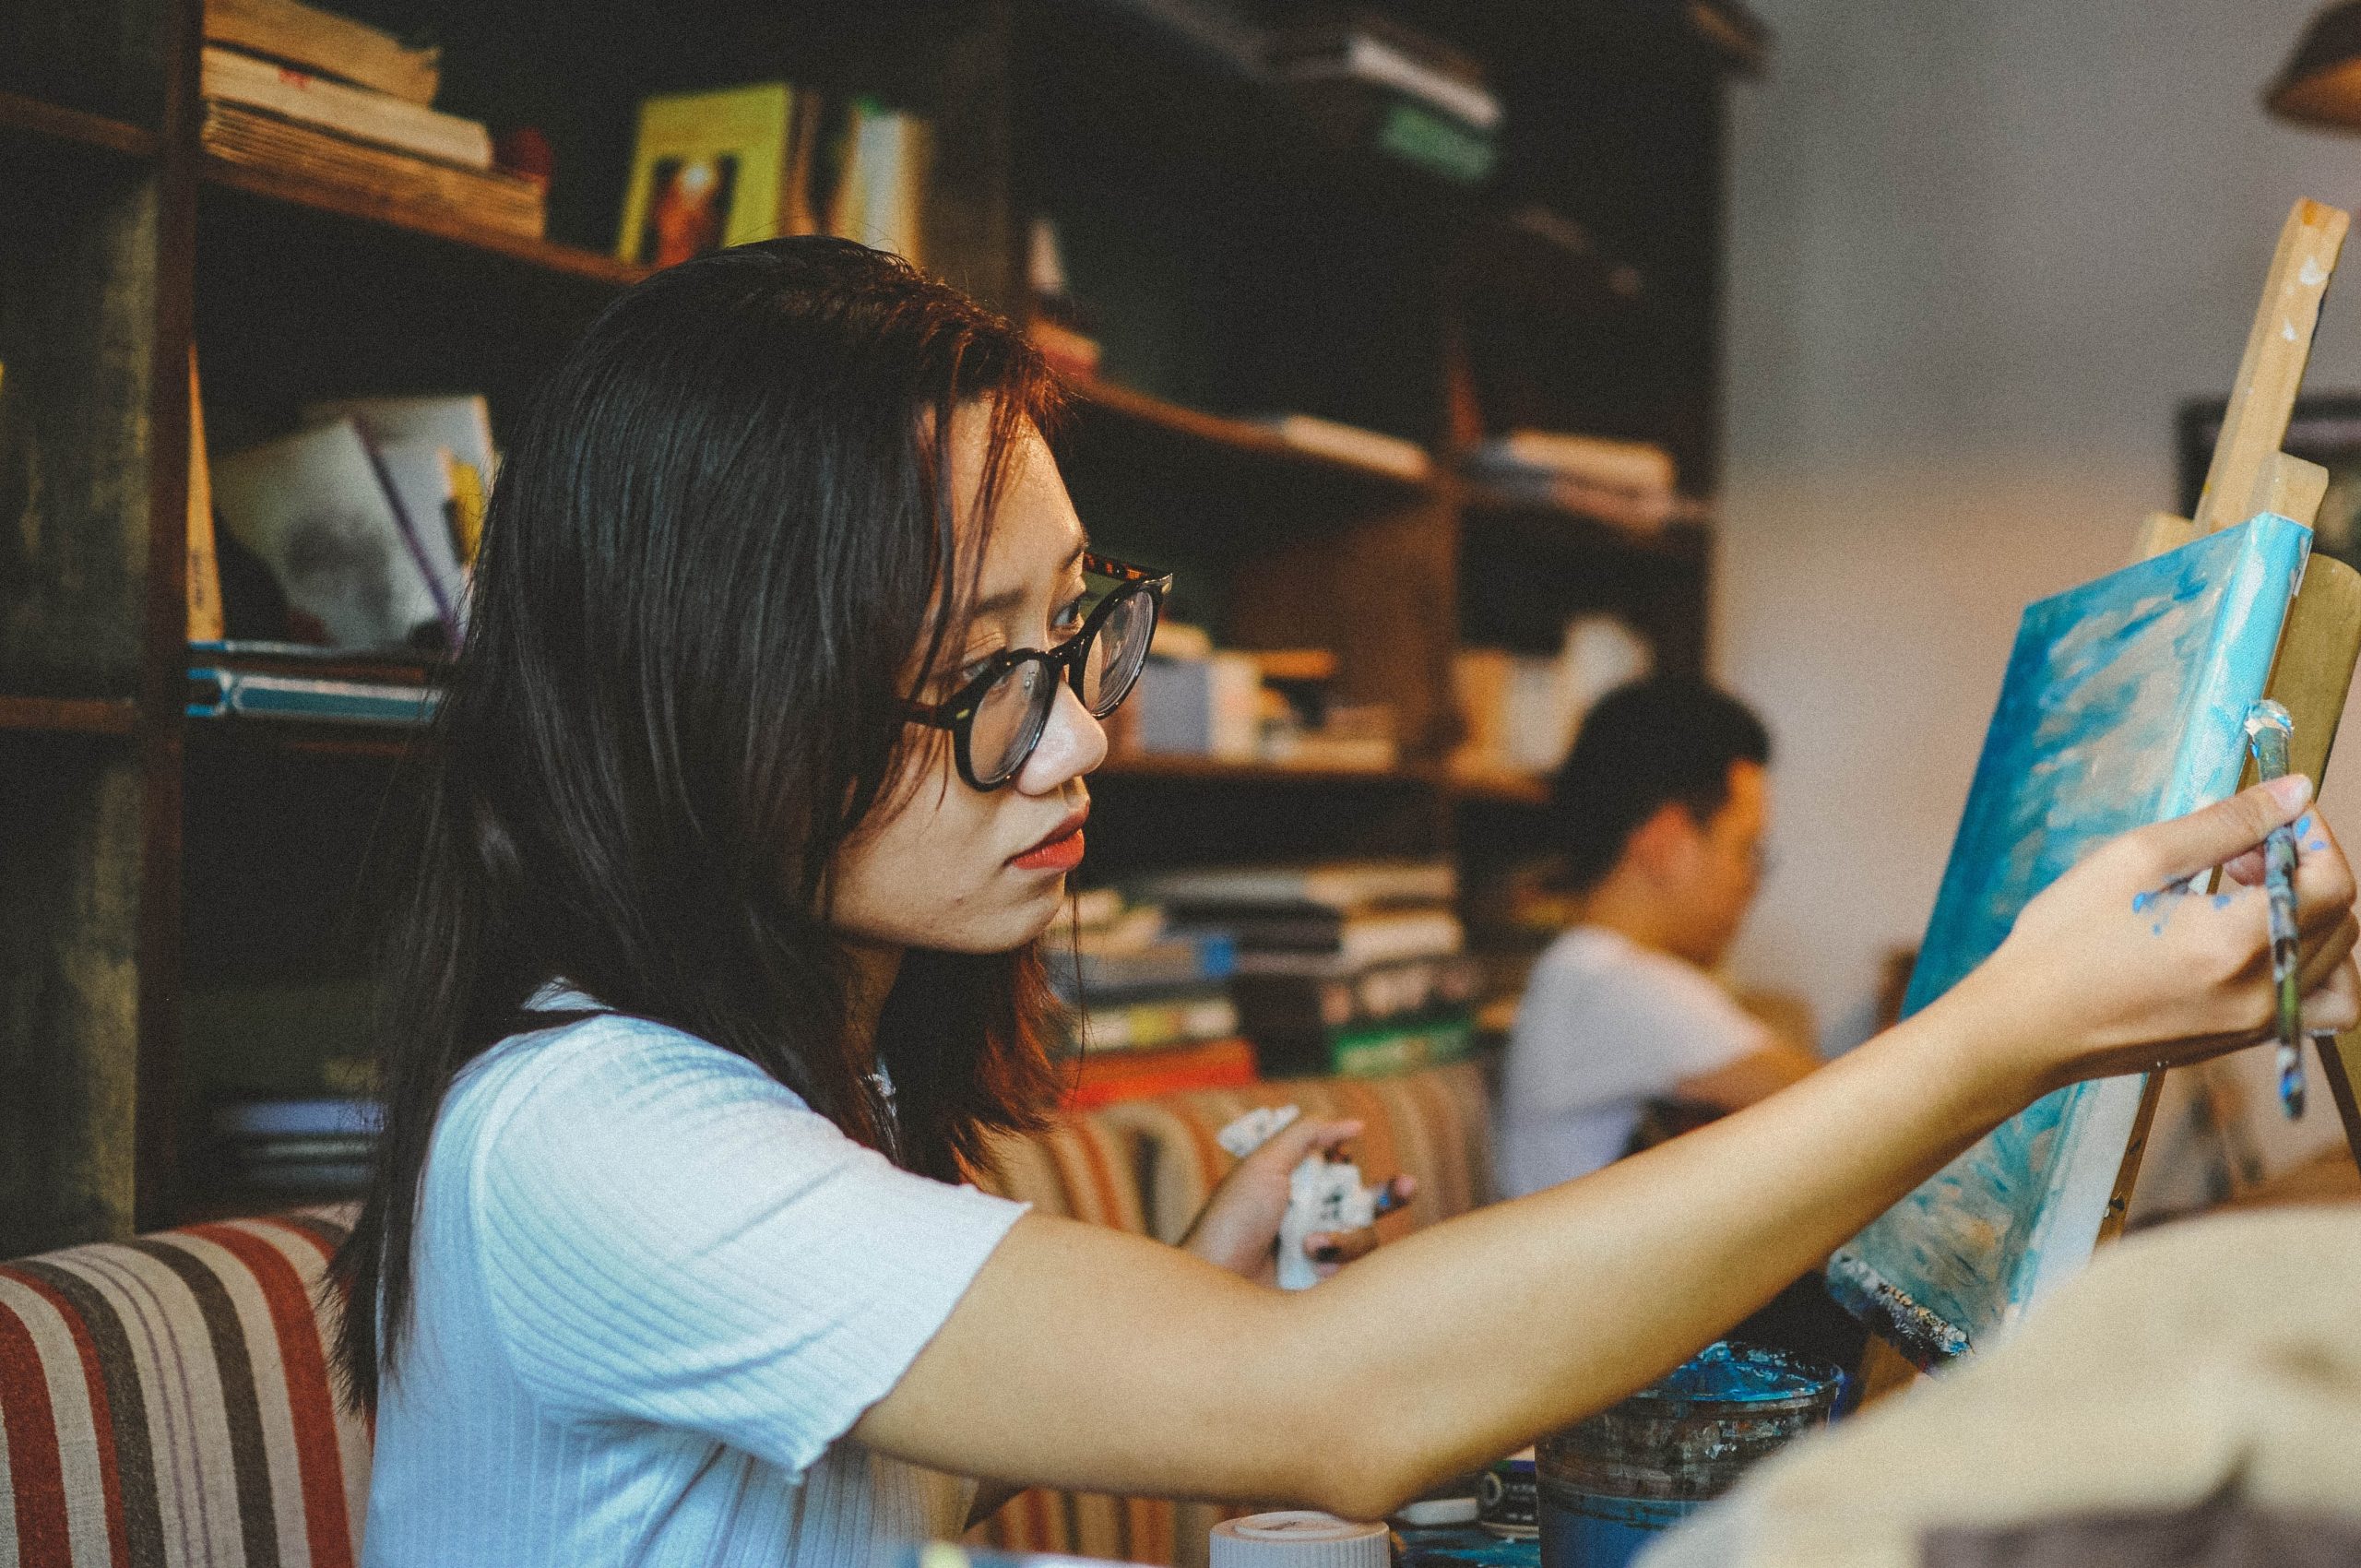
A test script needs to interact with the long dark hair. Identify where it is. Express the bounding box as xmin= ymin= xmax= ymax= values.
xmin=329 ymin=238 xmax=1067 ymax=1412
